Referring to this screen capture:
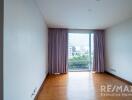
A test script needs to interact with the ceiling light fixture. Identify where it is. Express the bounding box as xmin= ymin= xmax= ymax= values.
xmin=96 ymin=0 xmax=101 ymax=1
xmin=88 ymin=9 xmax=92 ymax=12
